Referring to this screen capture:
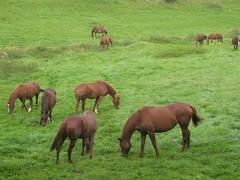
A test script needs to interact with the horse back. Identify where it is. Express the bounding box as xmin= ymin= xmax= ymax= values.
xmin=75 ymin=82 xmax=108 ymax=98
xmin=42 ymin=88 xmax=57 ymax=107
